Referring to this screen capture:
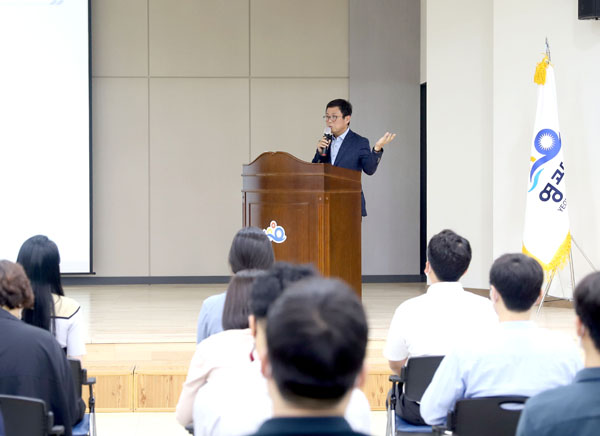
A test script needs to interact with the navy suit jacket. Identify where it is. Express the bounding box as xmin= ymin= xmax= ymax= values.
xmin=312 ymin=129 xmax=383 ymax=216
